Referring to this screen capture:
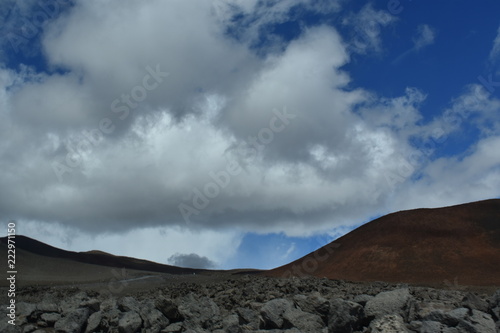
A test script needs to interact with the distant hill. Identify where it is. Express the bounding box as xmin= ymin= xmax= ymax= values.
xmin=0 ymin=235 xmax=208 ymax=286
xmin=267 ymin=199 xmax=500 ymax=286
